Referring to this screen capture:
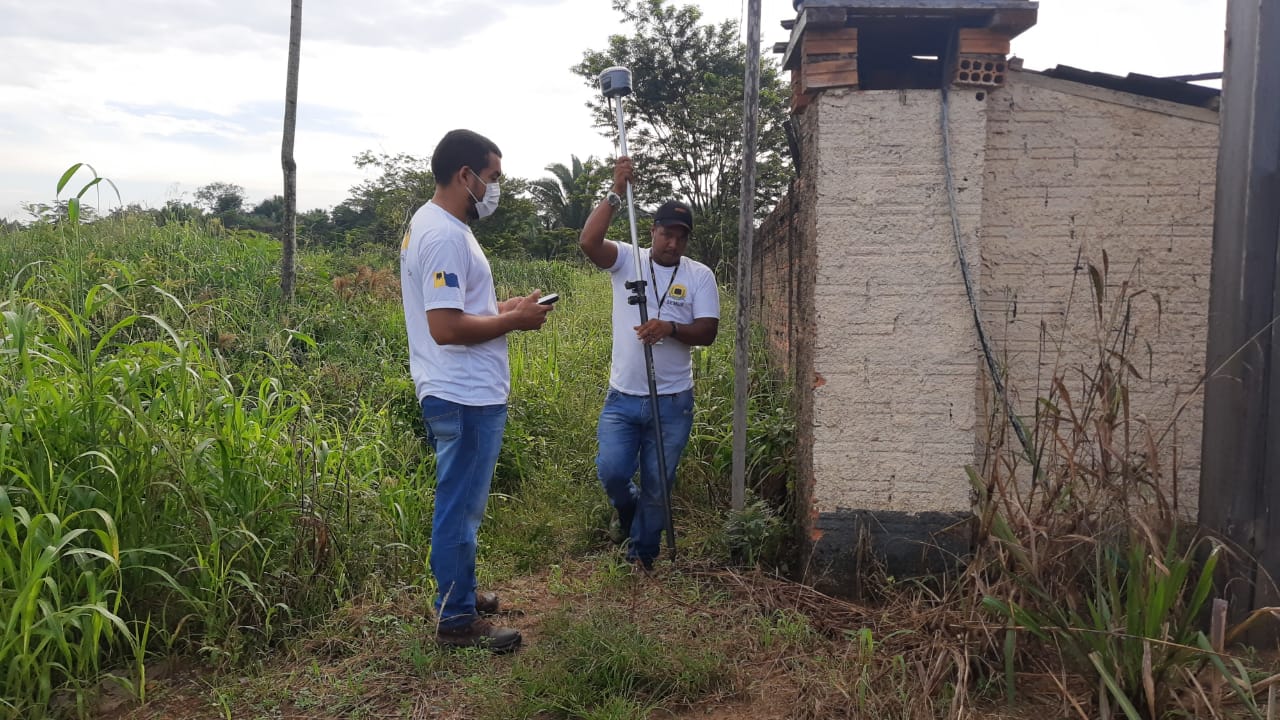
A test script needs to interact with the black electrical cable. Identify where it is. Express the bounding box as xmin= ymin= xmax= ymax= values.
xmin=939 ymin=33 xmax=1039 ymax=475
